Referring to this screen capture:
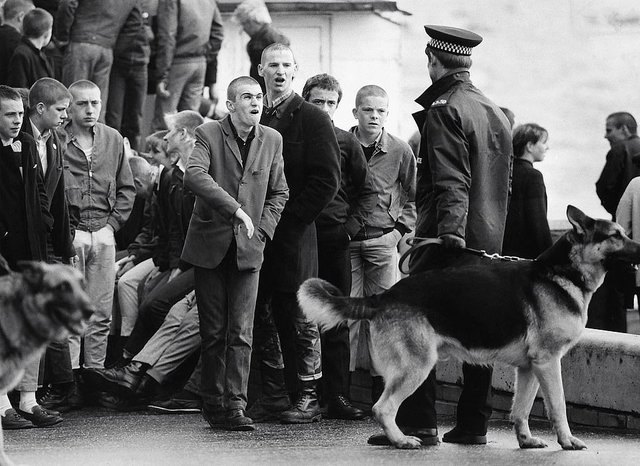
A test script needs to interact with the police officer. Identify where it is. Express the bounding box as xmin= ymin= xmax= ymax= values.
xmin=368 ymin=25 xmax=513 ymax=446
